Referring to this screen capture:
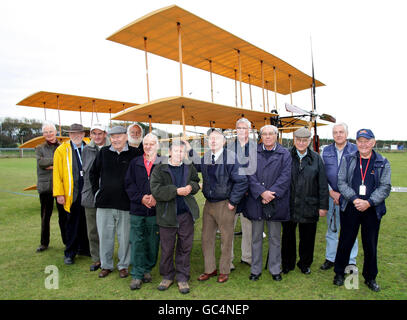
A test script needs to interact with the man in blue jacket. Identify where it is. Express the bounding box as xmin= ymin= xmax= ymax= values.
xmin=320 ymin=122 xmax=358 ymax=272
xmin=244 ymin=125 xmax=291 ymax=281
xmin=125 ymin=133 xmax=160 ymax=290
xmin=333 ymin=129 xmax=391 ymax=292
xmin=190 ymin=128 xmax=247 ymax=284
